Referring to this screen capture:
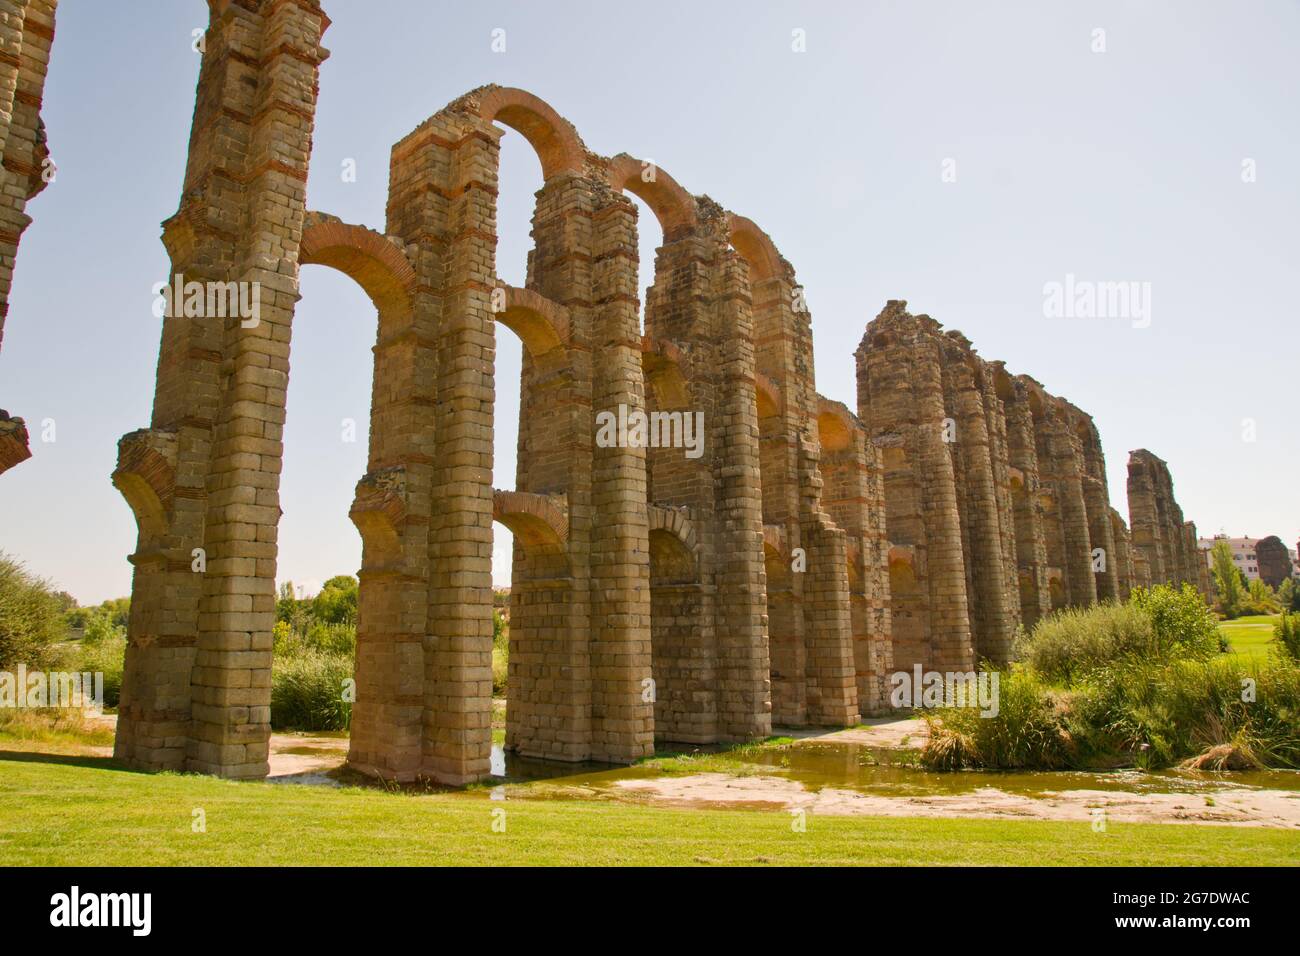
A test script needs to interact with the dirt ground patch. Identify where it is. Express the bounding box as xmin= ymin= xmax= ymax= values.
xmin=787 ymin=716 xmax=928 ymax=750
xmin=610 ymin=772 xmax=1300 ymax=828
xmin=78 ymin=715 xmax=349 ymax=778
